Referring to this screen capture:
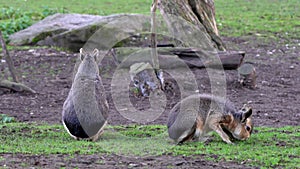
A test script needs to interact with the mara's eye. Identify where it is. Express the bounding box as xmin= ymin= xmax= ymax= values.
xmin=245 ymin=126 xmax=251 ymax=132
xmin=134 ymin=80 xmax=139 ymax=86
